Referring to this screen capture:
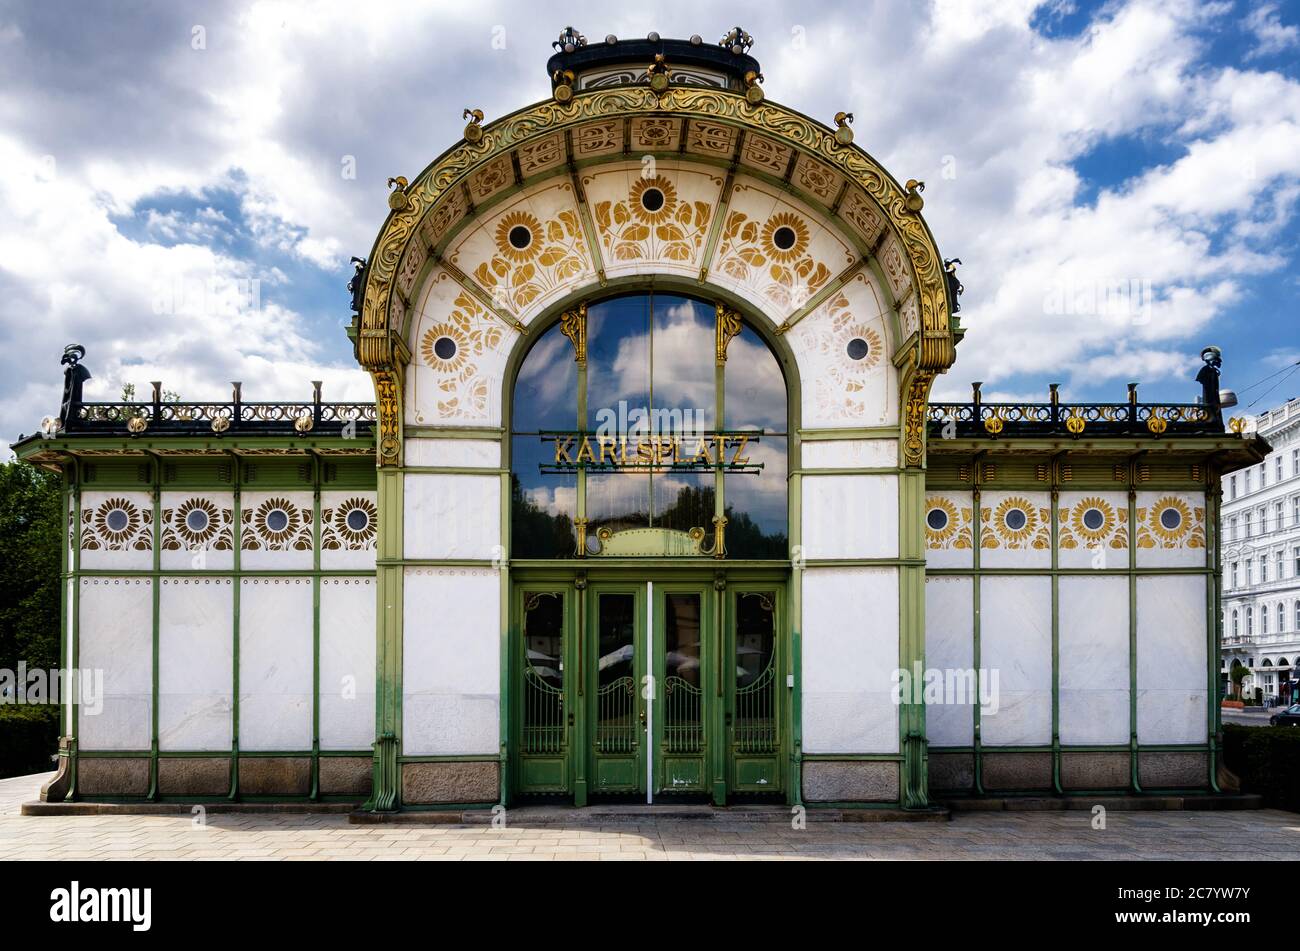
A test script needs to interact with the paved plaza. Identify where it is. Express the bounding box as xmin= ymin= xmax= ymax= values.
xmin=1 ymin=773 xmax=1296 ymax=861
